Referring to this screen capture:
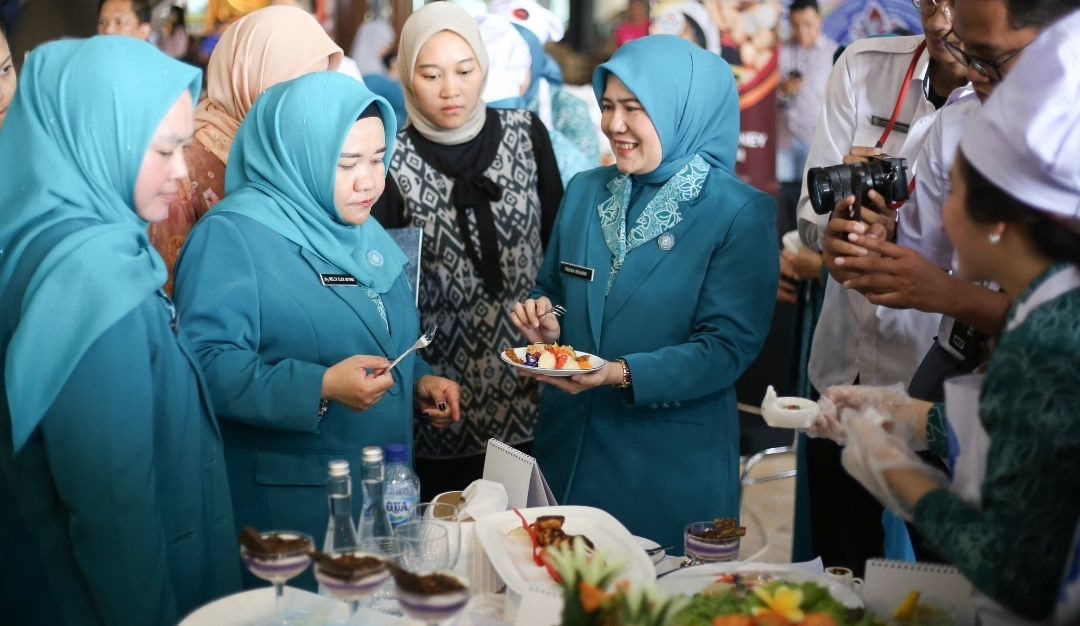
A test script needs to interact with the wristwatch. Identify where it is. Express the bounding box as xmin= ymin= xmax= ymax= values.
xmin=613 ymin=358 xmax=632 ymax=389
